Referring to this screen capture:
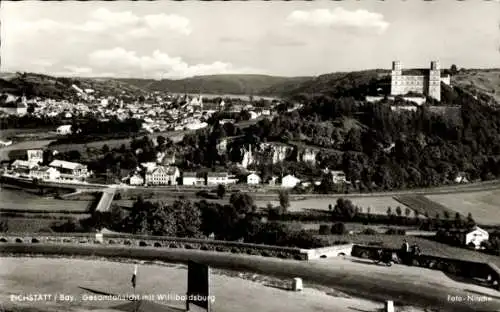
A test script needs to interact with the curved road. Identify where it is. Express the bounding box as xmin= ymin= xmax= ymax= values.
xmin=1 ymin=244 xmax=500 ymax=312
